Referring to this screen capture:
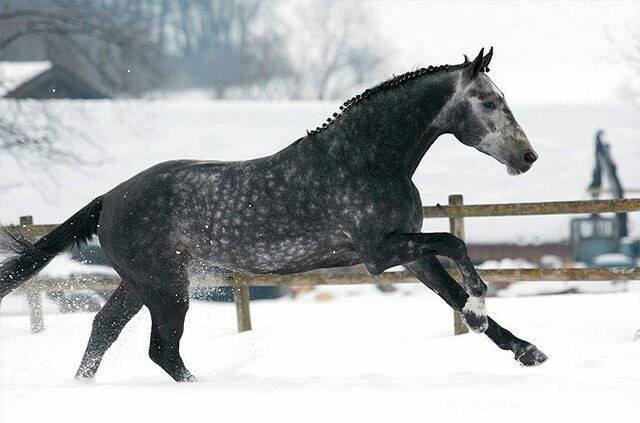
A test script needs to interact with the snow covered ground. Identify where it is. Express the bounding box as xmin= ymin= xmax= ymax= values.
xmin=1 ymin=287 xmax=638 ymax=423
